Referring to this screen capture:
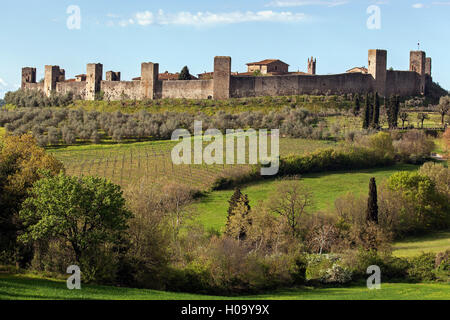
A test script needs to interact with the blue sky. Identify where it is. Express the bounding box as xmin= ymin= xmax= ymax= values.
xmin=0 ymin=0 xmax=449 ymax=98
